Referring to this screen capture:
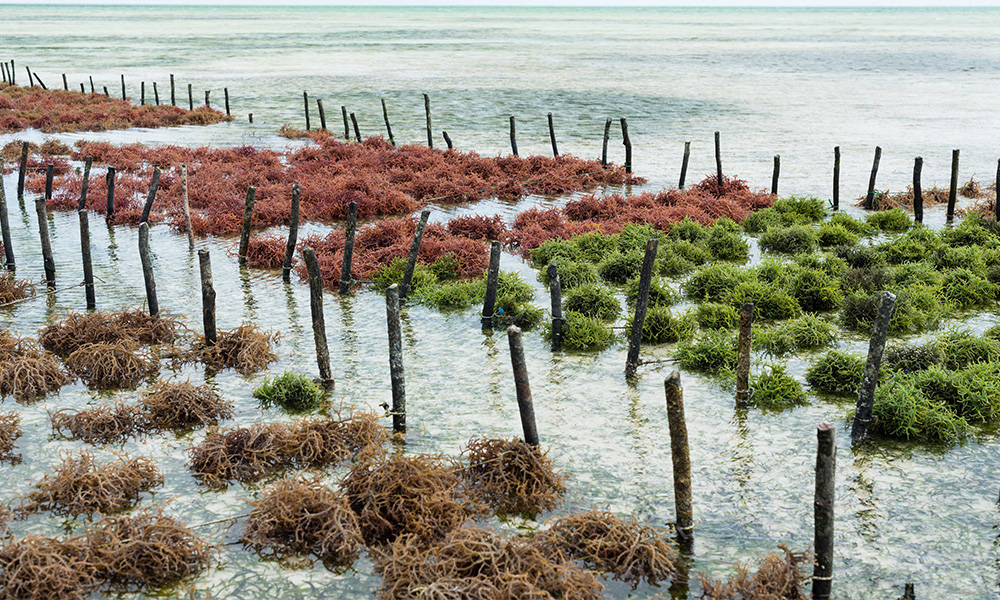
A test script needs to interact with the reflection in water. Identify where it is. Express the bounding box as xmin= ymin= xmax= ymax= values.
xmin=729 ymin=406 xmax=754 ymax=496
xmin=849 ymin=450 xmax=882 ymax=543
xmin=239 ymin=266 xmax=258 ymax=320
xmin=337 ymin=293 xmax=359 ymax=380
xmin=105 ymin=221 xmax=118 ymax=262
